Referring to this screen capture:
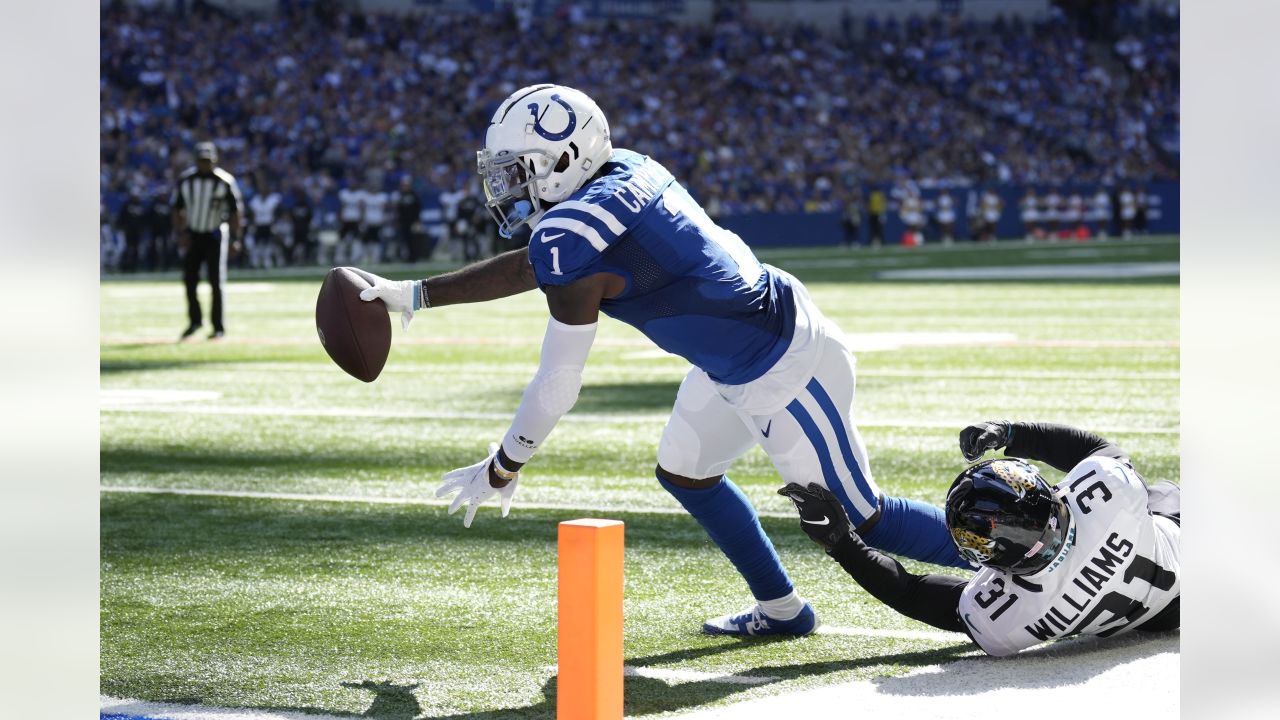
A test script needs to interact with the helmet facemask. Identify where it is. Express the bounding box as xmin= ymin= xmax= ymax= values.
xmin=478 ymin=84 xmax=614 ymax=239
xmin=477 ymin=147 xmax=576 ymax=239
